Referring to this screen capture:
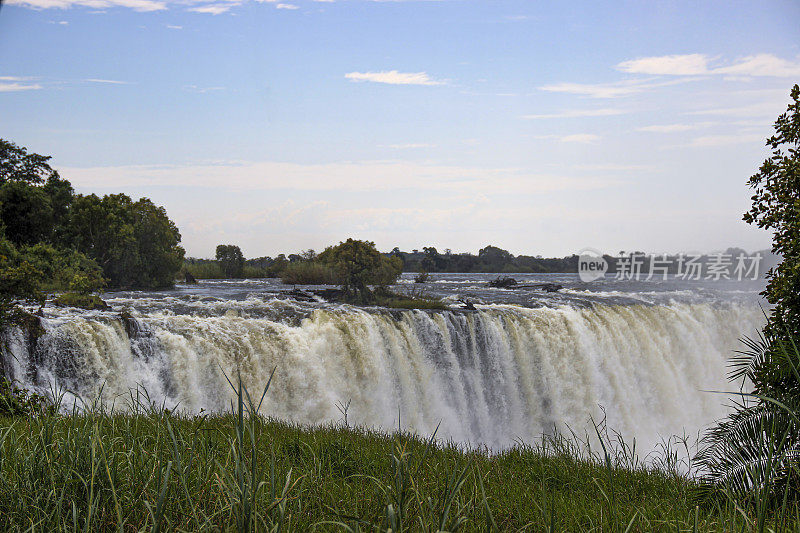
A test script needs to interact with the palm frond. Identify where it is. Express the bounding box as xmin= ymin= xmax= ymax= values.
xmin=697 ymin=334 xmax=800 ymax=503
